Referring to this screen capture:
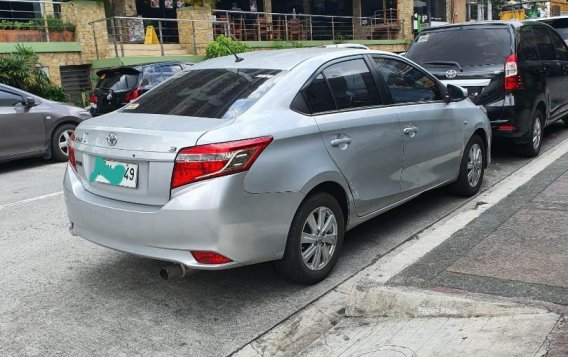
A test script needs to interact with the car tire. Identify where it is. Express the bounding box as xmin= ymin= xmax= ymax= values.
xmin=516 ymin=110 xmax=544 ymax=158
xmin=51 ymin=124 xmax=76 ymax=162
xmin=450 ymin=134 xmax=485 ymax=197
xmin=274 ymin=192 xmax=345 ymax=285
